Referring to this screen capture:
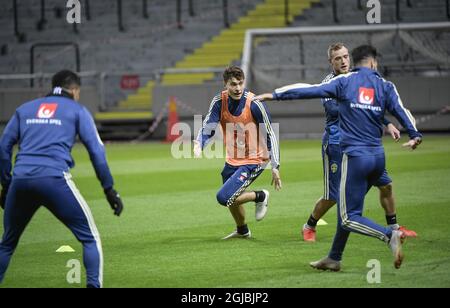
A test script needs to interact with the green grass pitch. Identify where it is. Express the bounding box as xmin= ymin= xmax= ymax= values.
xmin=1 ymin=136 xmax=449 ymax=288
